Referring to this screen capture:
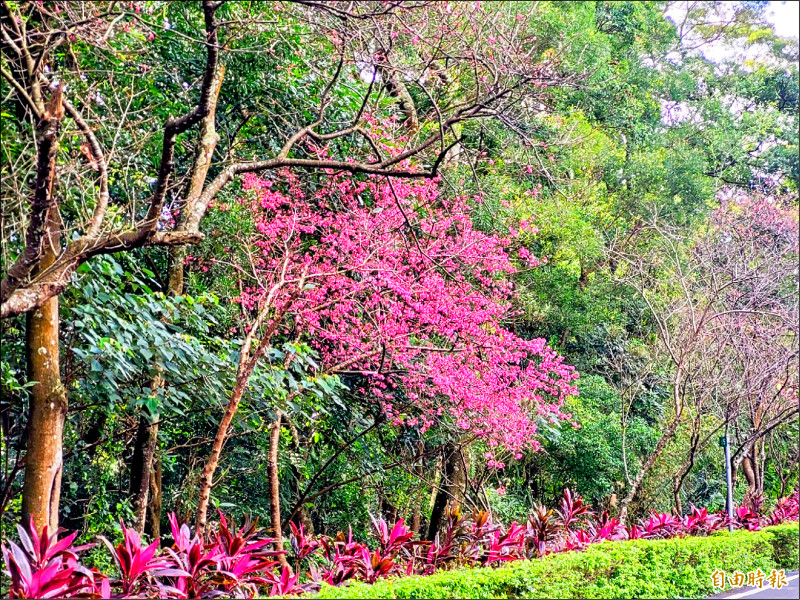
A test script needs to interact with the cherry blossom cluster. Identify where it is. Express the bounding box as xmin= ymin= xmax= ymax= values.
xmin=233 ymin=166 xmax=578 ymax=456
